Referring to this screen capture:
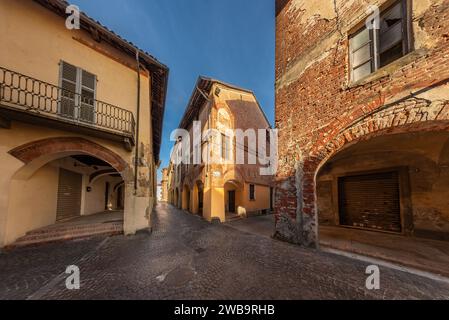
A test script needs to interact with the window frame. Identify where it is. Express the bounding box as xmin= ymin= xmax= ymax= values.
xmin=58 ymin=61 xmax=97 ymax=123
xmin=221 ymin=133 xmax=231 ymax=161
xmin=349 ymin=0 xmax=411 ymax=83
